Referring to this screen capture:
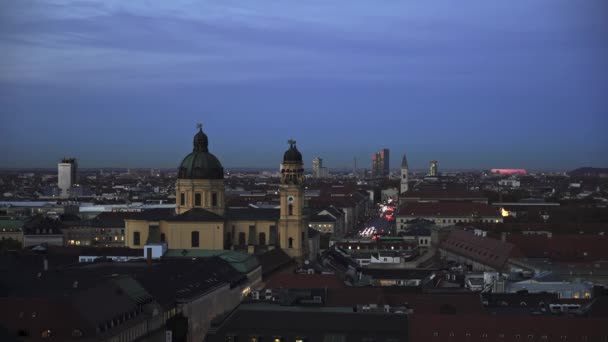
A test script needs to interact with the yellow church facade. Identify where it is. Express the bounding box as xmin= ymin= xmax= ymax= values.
xmin=124 ymin=126 xmax=308 ymax=260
